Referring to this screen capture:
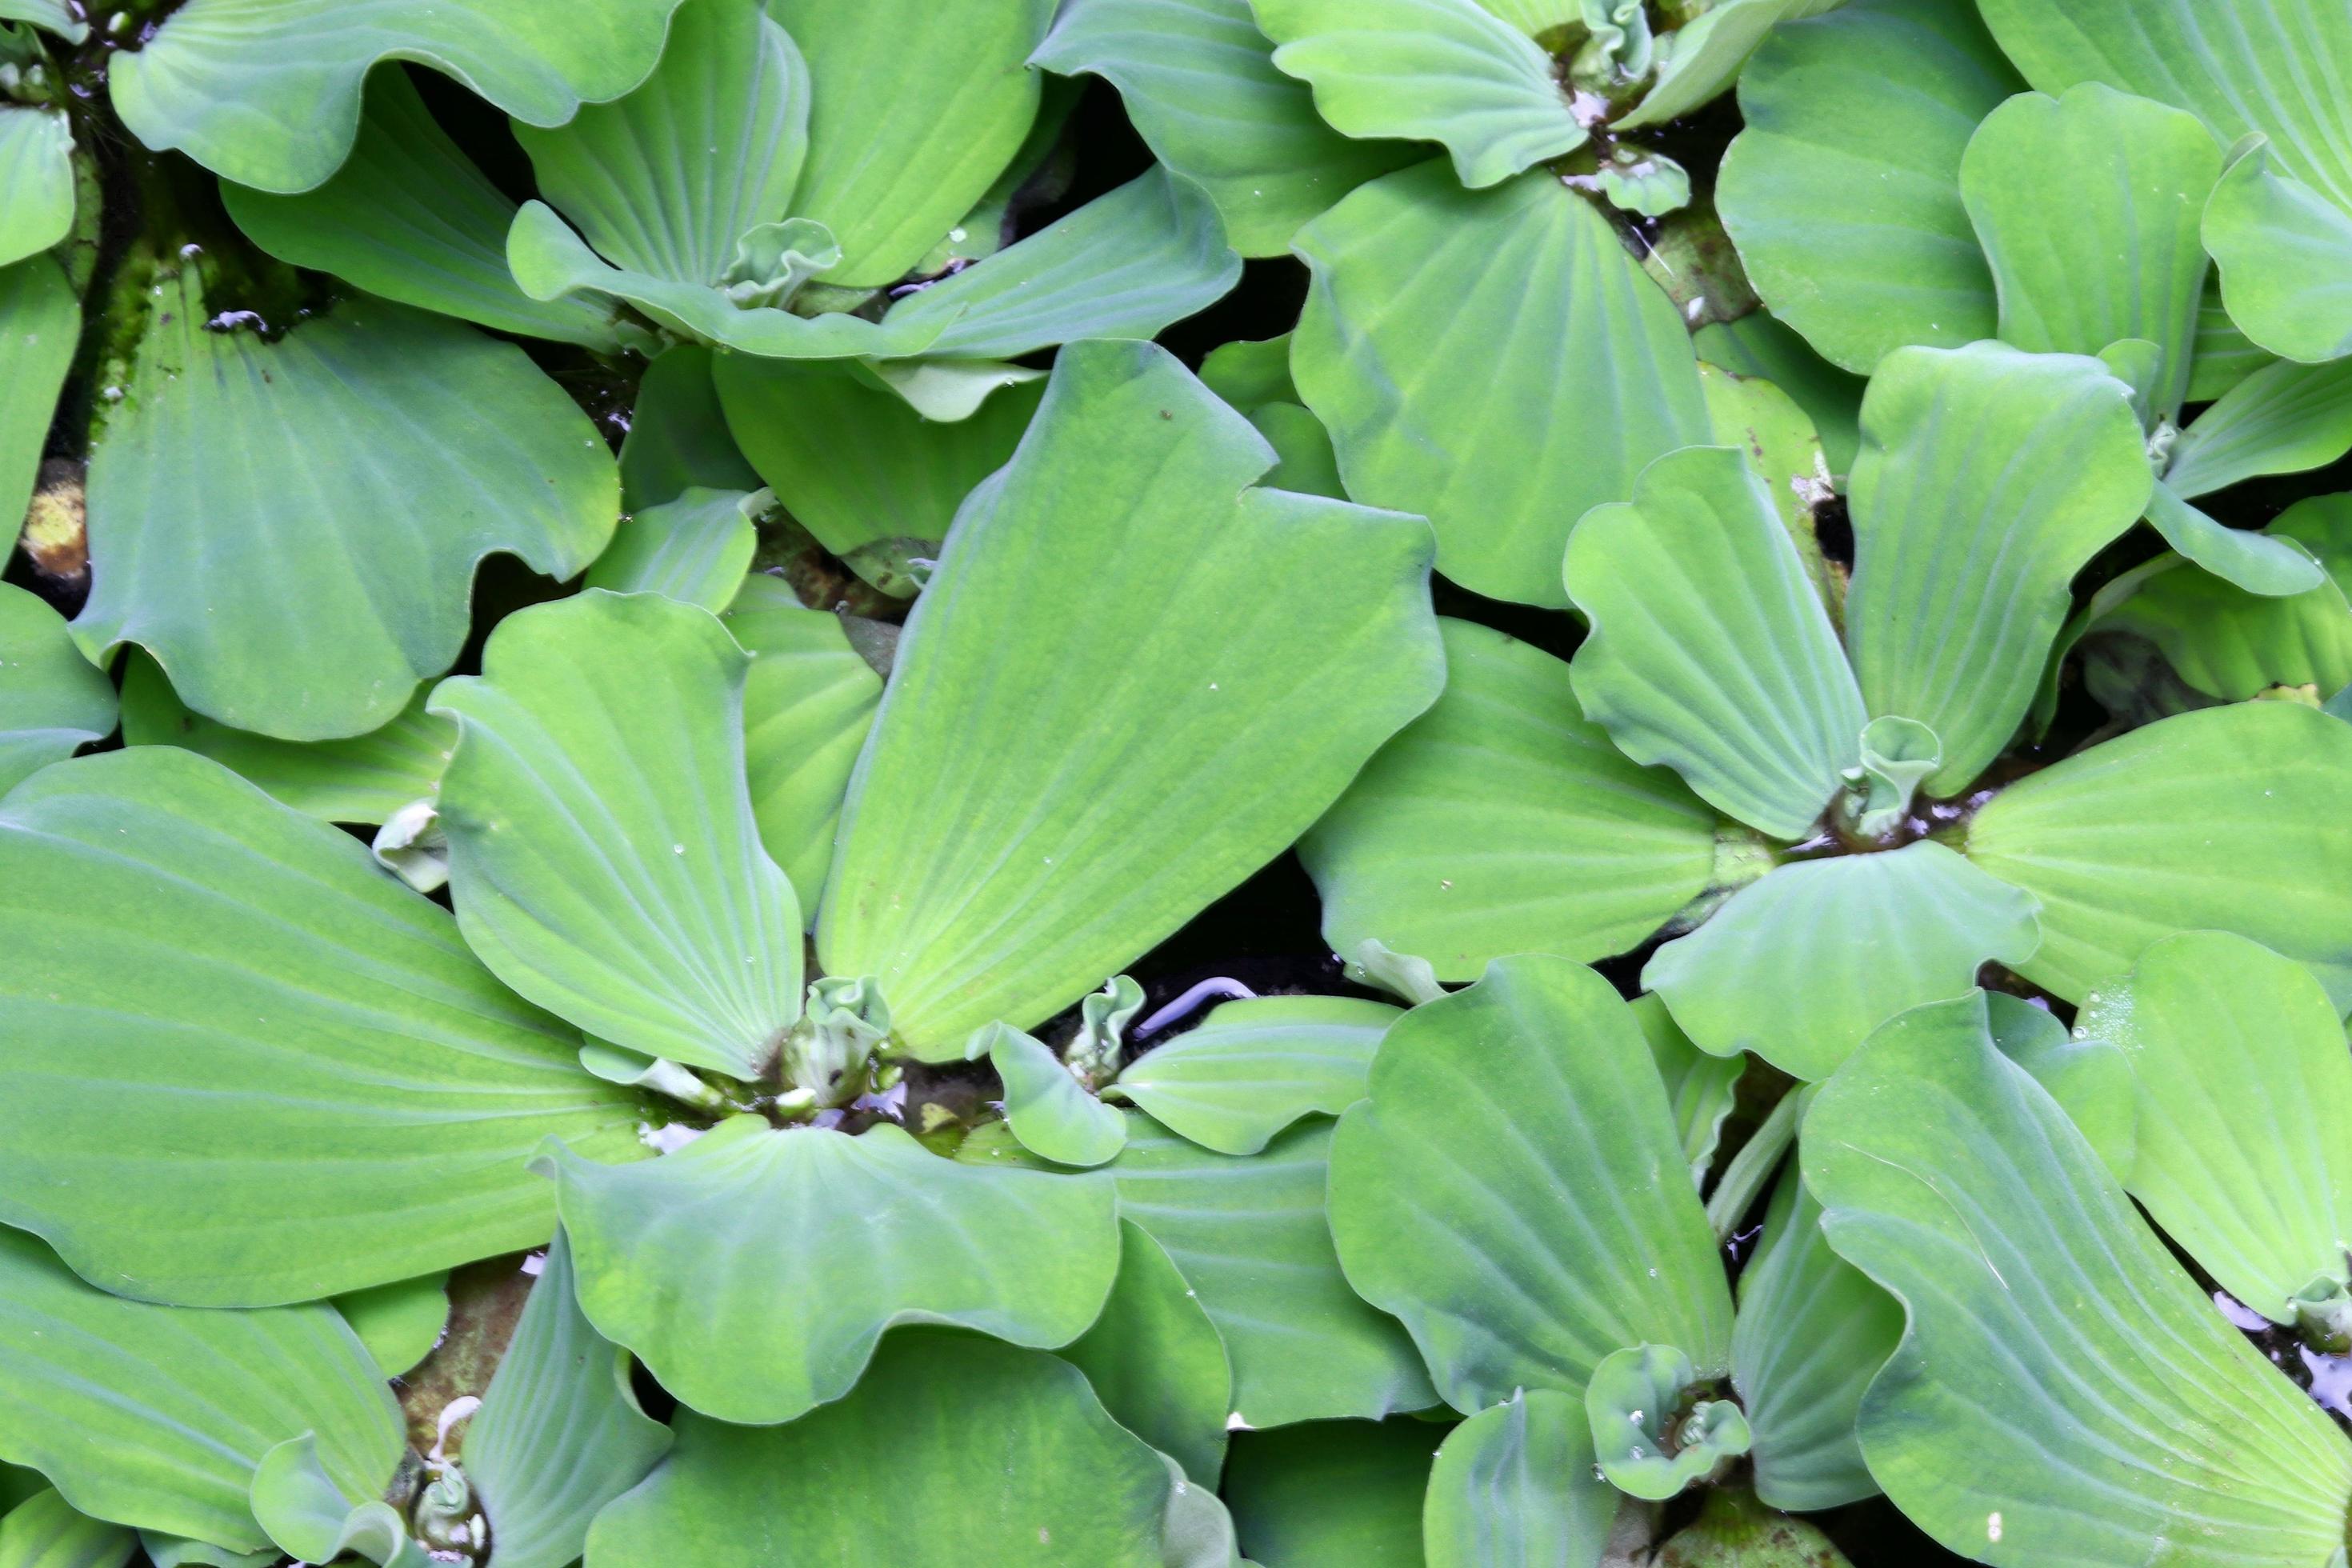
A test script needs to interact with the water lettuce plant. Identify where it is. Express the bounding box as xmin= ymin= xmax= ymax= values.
xmin=9 ymin=0 xmax=2352 ymax=1563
